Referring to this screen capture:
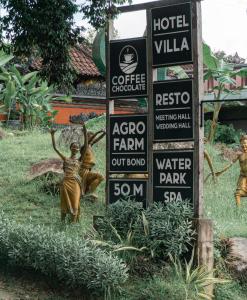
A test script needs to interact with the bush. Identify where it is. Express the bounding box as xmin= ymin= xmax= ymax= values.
xmin=0 ymin=214 xmax=128 ymax=295
xmin=204 ymin=120 xmax=243 ymax=144
xmin=96 ymin=200 xmax=195 ymax=259
xmin=96 ymin=200 xmax=143 ymax=242
xmin=214 ymin=282 xmax=247 ymax=300
xmin=134 ymin=201 xmax=195 ymax=259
